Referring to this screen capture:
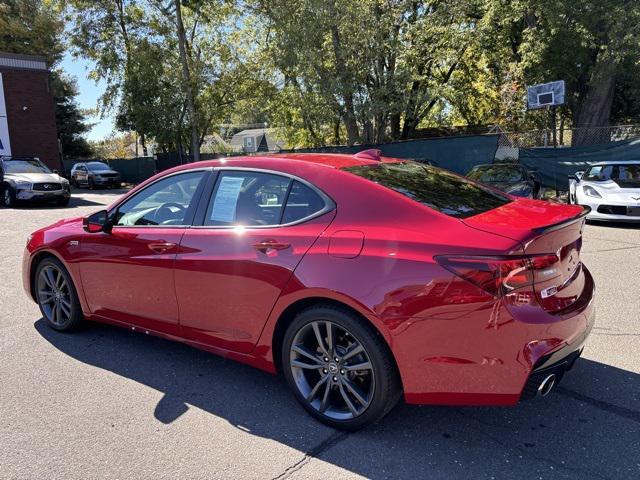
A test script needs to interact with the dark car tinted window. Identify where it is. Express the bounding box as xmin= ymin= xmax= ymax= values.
xmin=467 ymin=164 xmax=525 ymax=182
xmin=282 ymin=181 xmax=325 ymax=224
xmin=344 ymin=162 xmax=510 ymax=218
